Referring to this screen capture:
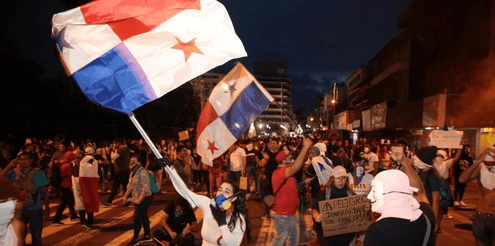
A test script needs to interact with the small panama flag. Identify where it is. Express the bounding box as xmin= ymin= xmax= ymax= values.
xmin=196 ymin=62 xmax=274 ymax=166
